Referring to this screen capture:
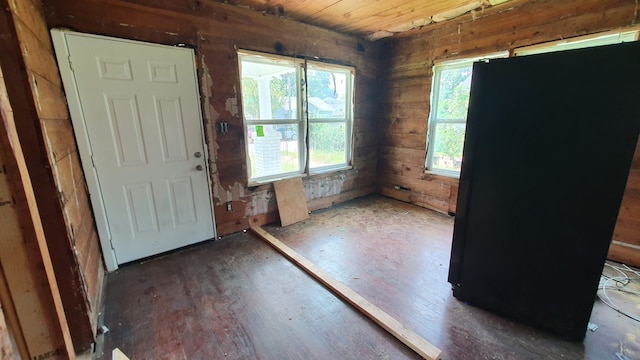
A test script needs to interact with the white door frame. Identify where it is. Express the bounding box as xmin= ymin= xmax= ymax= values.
xmin=51 ymin=29 xmax=215 ymax=271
